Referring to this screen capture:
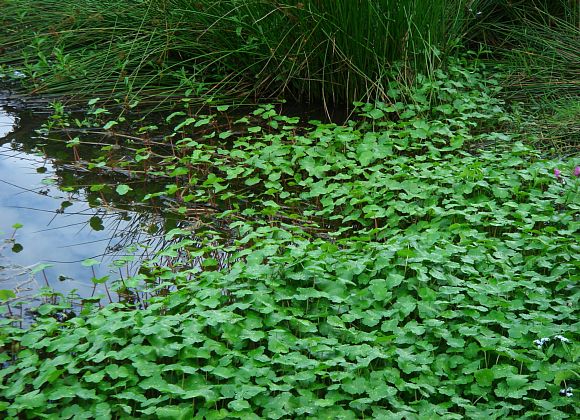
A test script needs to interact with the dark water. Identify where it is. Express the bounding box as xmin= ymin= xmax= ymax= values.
xmin=0 ymin=95 xmax=166 ymax=306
